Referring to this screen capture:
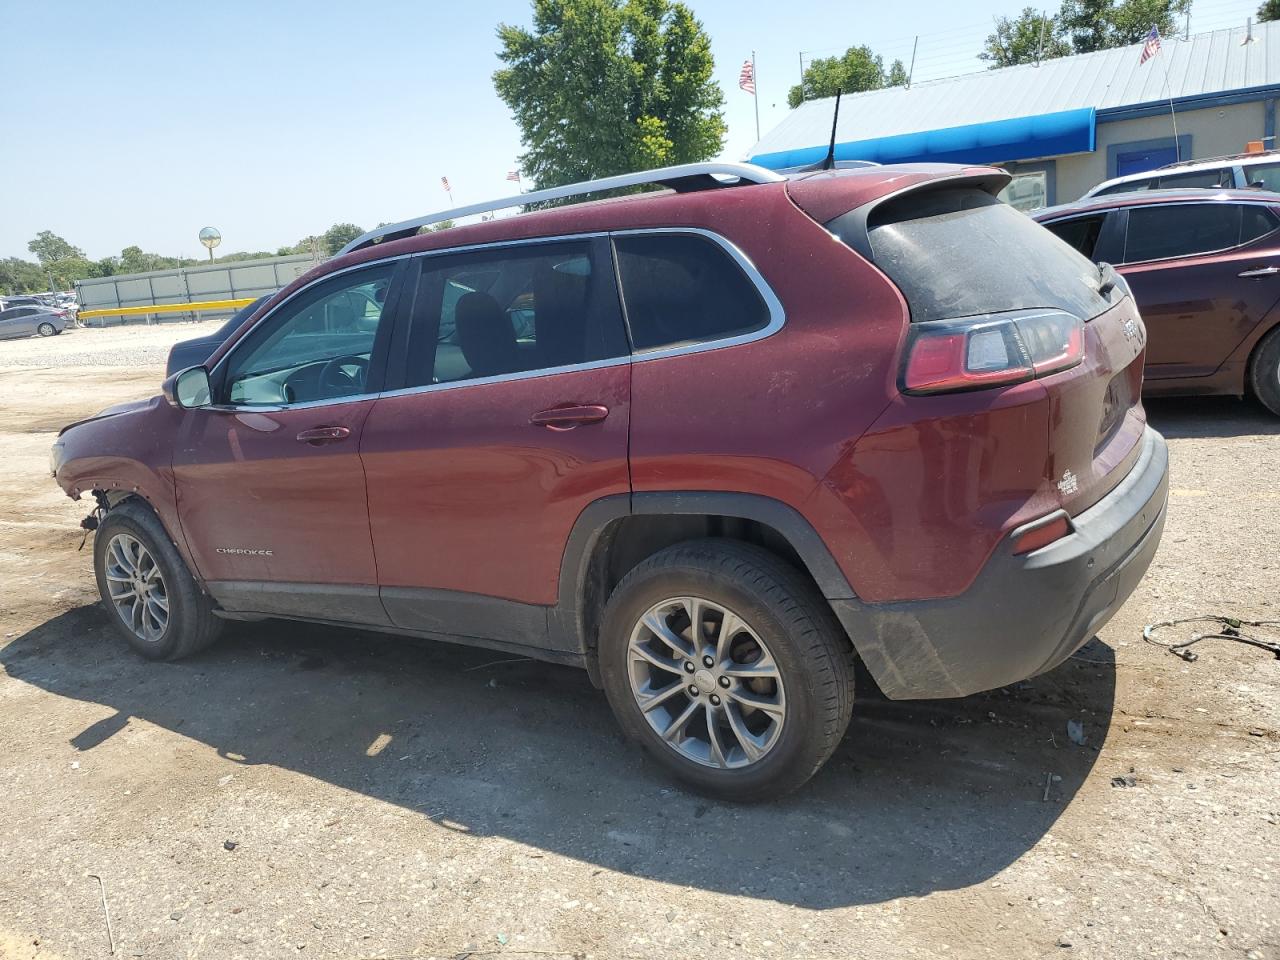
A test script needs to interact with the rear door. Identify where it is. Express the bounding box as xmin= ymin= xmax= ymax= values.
xmin=1117 ymin=201 xmax=1280 ymax=379
xmin=361 ymin=237 xmax=631 ymax=650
